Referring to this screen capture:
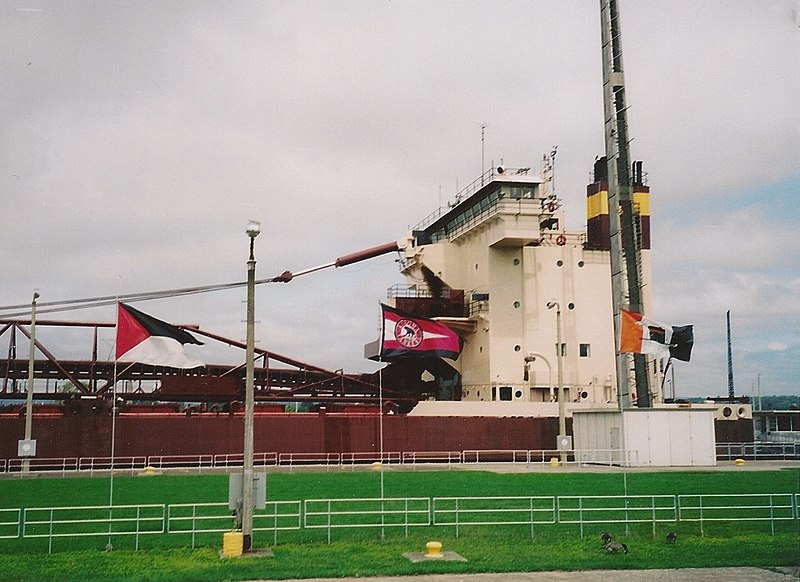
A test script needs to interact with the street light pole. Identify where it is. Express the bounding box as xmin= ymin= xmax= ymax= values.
xmin=242 ymin=221 xmax=260 ymax=552
xmin=22 ymin=291 xmax=39 ymax=473
xmin=547 ymin=301 xmax=566 ymax=462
